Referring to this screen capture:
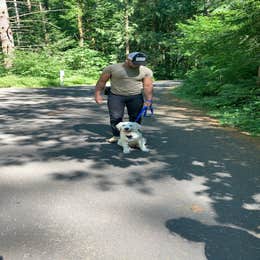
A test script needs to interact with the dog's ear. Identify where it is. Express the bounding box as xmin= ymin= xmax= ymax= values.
xmin=133 ymin=122 xmax=141 ymax=130
xmin=116 ymin=122 xmax=123 ymax=130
